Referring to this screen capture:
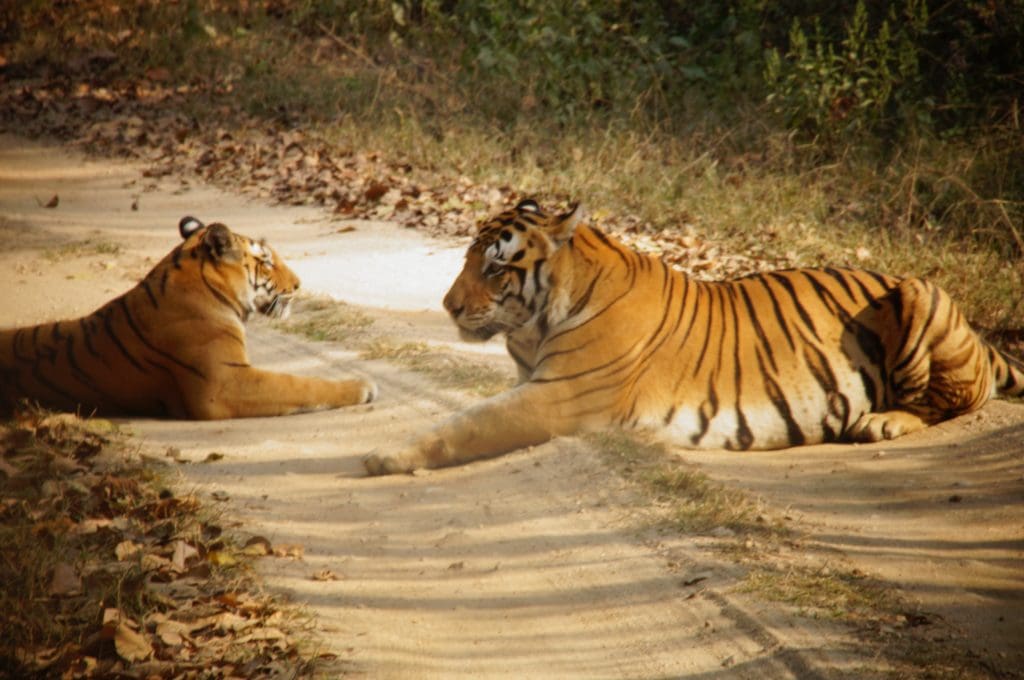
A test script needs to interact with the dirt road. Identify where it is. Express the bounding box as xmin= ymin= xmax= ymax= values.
xmin=2 ymin=134 xmax=1021 ymax=678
